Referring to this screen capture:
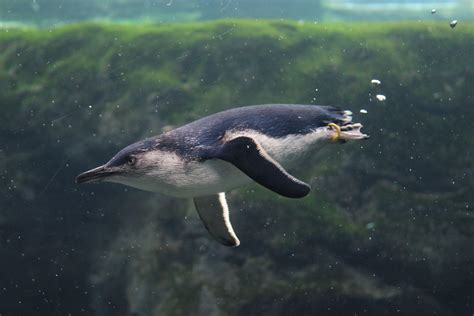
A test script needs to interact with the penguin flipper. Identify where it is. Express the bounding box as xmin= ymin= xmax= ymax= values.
xmin=217 ymin=136 xmax=311 ymax=198
xmin=193 ymin=193 xmax=240 ymax=247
